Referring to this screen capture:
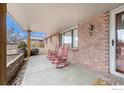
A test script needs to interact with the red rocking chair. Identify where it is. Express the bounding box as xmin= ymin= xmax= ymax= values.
xmin=47 ymin=43 xmax=60 ymax=60
xmin=52 ymin=44 xmax=70 ymax=68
